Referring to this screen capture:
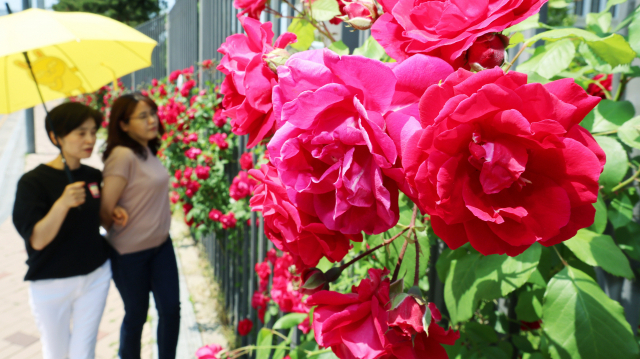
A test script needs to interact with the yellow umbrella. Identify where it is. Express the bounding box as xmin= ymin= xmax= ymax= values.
xmin=0 ymin=8 xmax=157 ymax=114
